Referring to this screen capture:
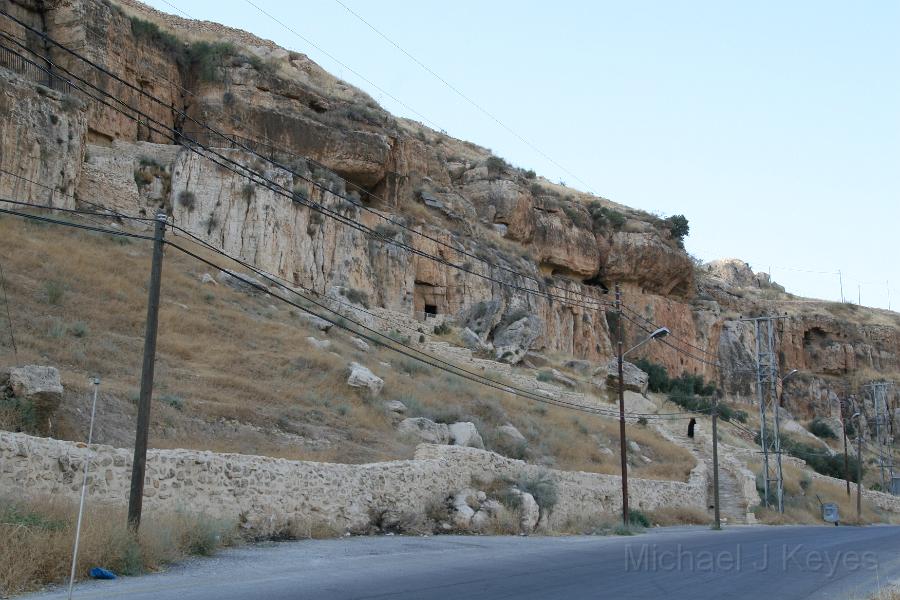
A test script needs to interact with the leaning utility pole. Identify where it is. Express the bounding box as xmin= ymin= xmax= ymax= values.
xmin=741 ymin=315 xmax=790 ymax=512
xmin=127 ymin=211 xmax=167 ymax=530
xmin=615 ymin=284 xmax=630 ymax=527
